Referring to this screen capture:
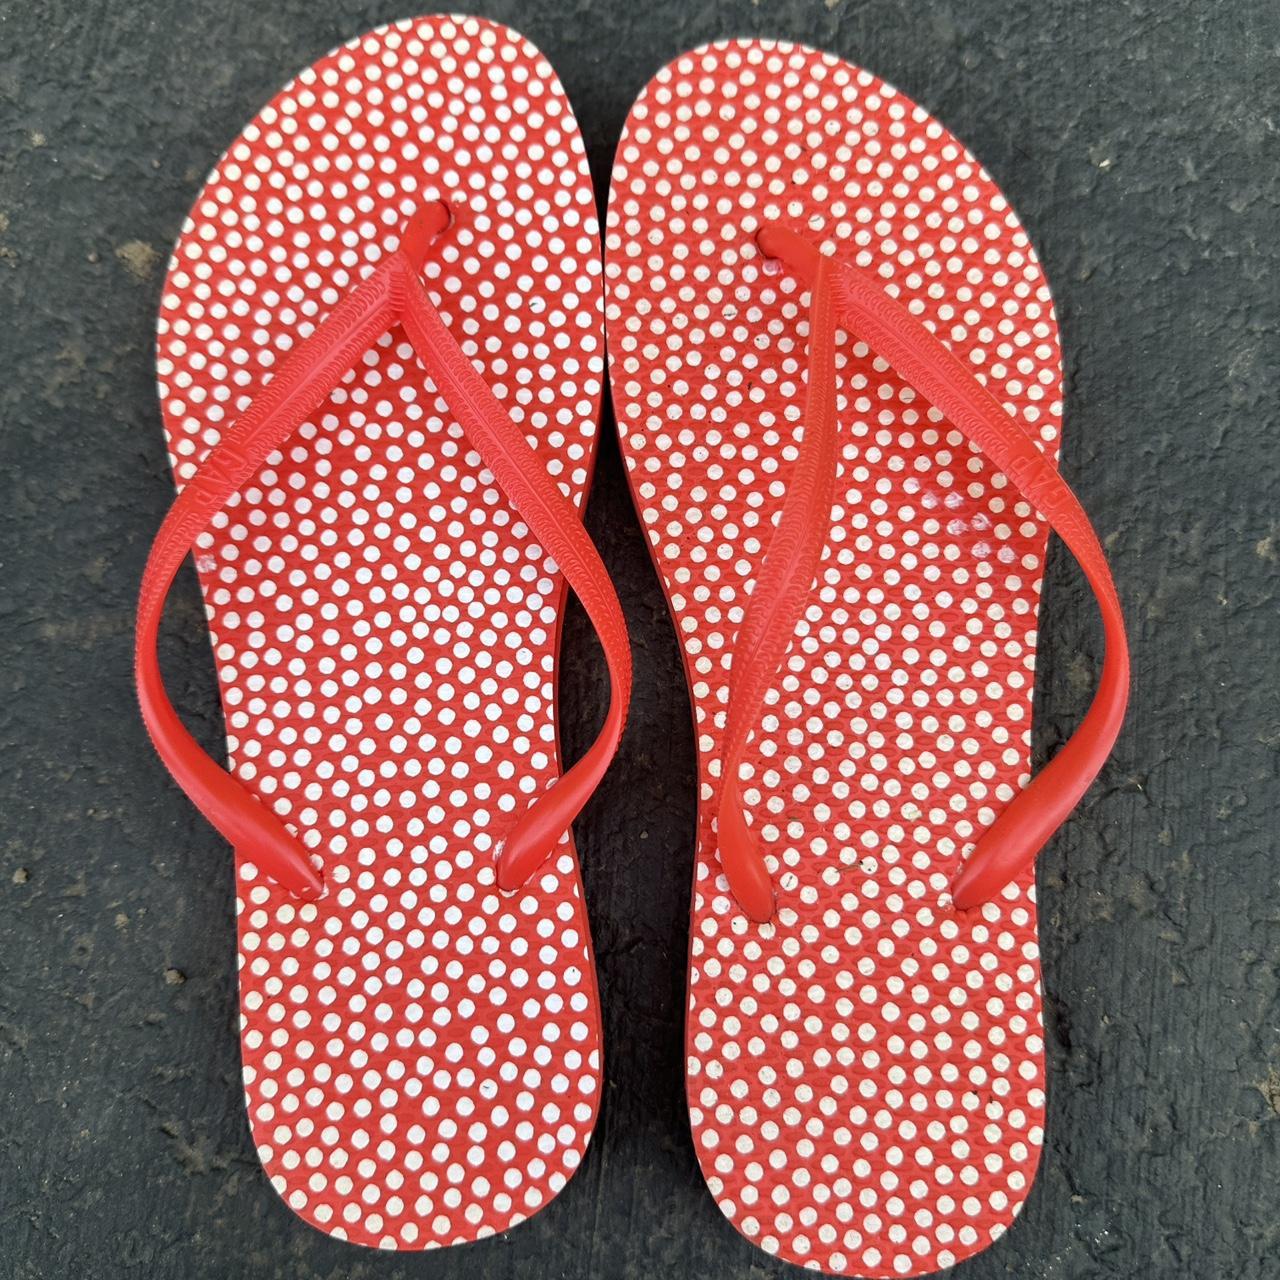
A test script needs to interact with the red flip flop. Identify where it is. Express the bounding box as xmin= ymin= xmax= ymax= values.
xmin=605 ymin=39 xmax=1128 ymax=1276
xmin=137 ymin=15 xmax=629 ymax=1248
